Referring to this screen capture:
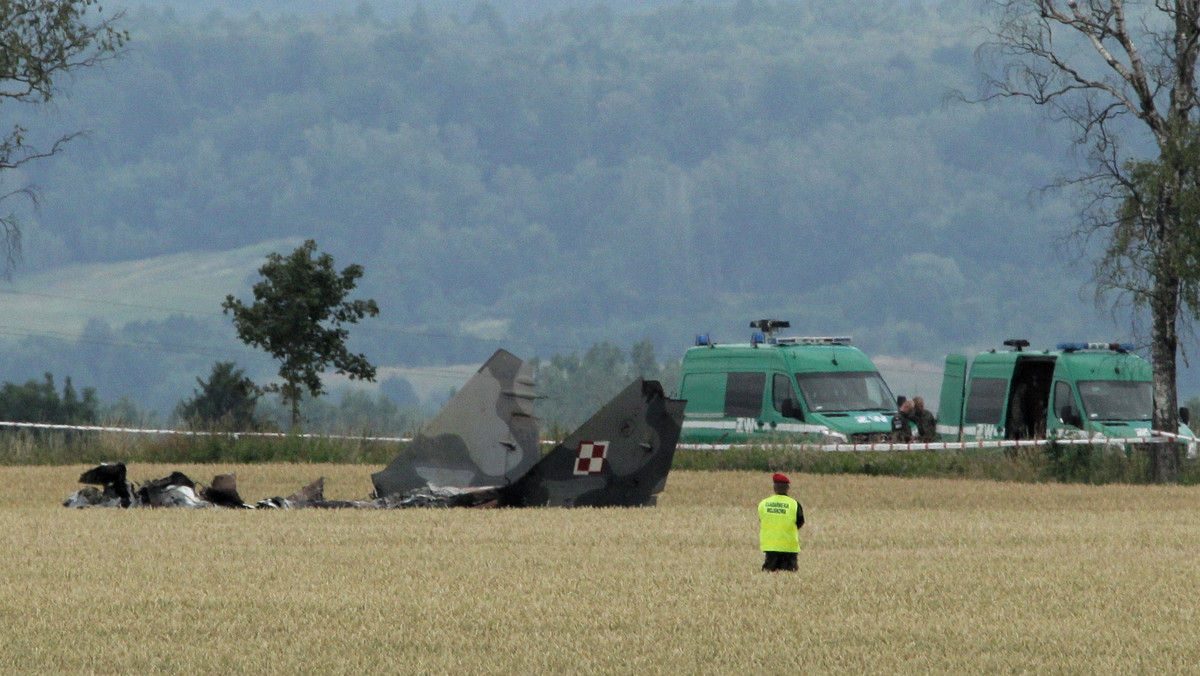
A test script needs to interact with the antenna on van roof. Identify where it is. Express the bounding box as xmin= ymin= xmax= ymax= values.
xmin=1003 ymin=338 xmax=1030 ymax=352
xmin=749 ymin=319 xmax=790 ymax=341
